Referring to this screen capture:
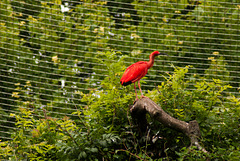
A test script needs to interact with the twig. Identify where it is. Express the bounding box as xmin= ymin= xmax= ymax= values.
xmin=57 ymin=124 xmax=79 ymax=147
xmin=117 ymin=149 xmax=146 ymax=161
